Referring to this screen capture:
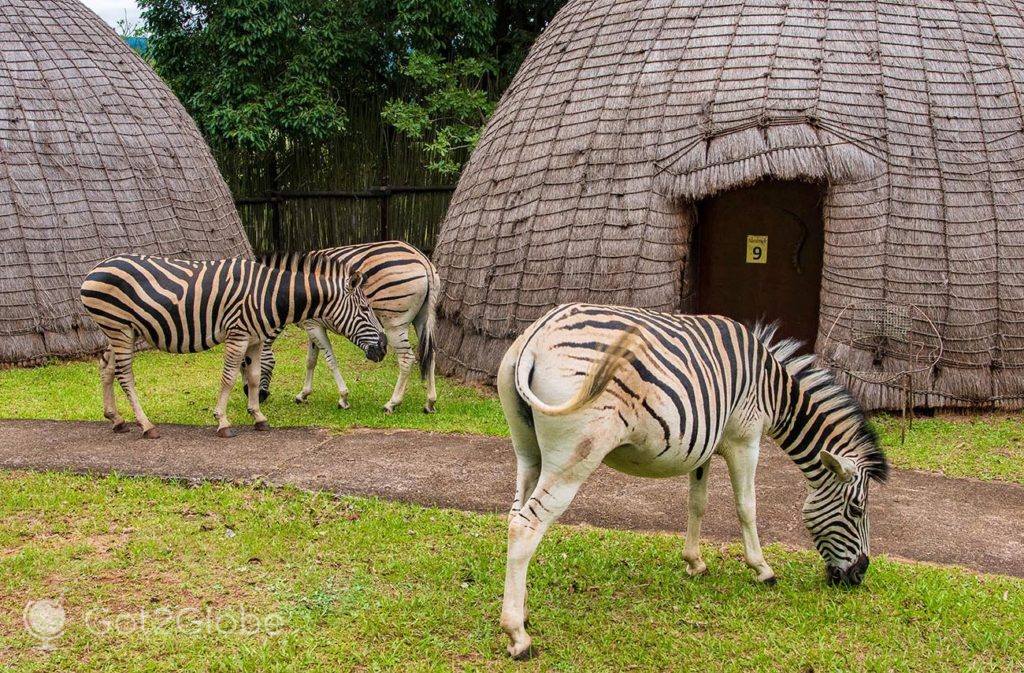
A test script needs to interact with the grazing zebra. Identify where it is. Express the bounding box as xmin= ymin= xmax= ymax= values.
xmin=496 ymin=303 xmax=888 ymax=659
xmin=80 ymin=254 xmax=386 ymax=439
xmin=244 ymin=241 xmax=440 ymax=413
